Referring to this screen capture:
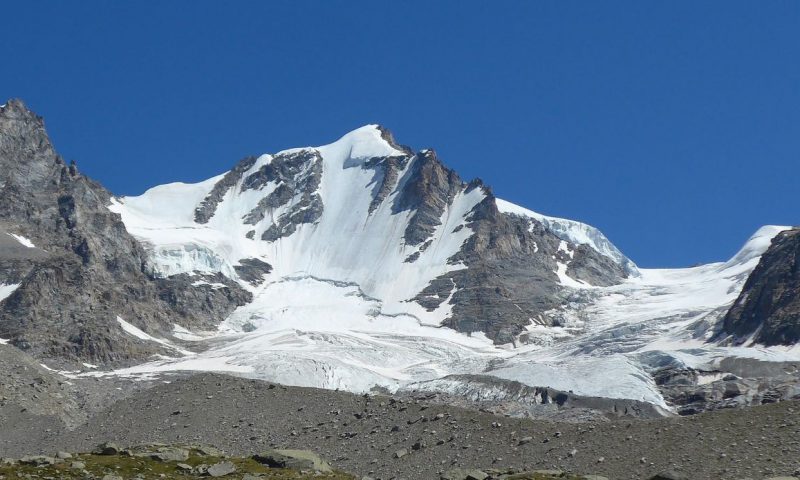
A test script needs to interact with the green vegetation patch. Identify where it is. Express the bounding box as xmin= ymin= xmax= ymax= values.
xmin=0 ymin=445 xmax=356 ymax=480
